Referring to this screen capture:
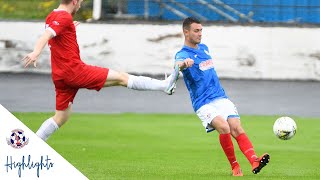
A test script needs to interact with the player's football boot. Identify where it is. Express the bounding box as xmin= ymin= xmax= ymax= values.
xmin=164 ymin=64 xmax=180 ymax=95
xmin=252 ymin=153 xmax=270 ymax=174
xmin=232 ymin=164 xmax=243 ymax=176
